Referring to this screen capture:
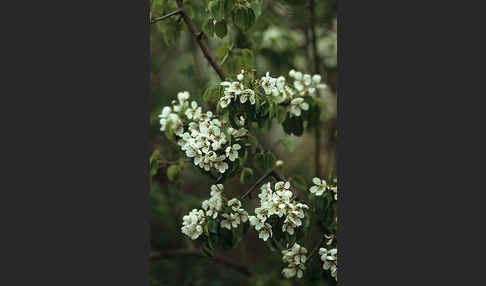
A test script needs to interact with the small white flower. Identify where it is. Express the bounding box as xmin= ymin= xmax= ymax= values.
xmin=214 ymin=155 xmax=229 ymax=173
xmin=312 ymin=74 xmax=322 ymax=84
xmin=236 ymin=115 xmax=245 ymax=126
xmin=210 ymin=184 xmax=224 ymax=196
xmin=219 ymin=95 xmax=232 ymax=109
xmin=310 ymin=177 xmax=327 ymax=196
xmin=289 ymin=98 xmax=309 ymax=117
xmin=258 ymin=223 xmax=272 ymax=241
xmin=240 ymin=89 xmax=255 ymax=104
xmin=237 ymin=73 xmax=244 ymax=81
xmin=225 ymin=144 xmax=241 ymax=161
xmin=227 ymin=198 xmax=242 ymax=211
xmin=261 ymin=72 xmax=277 ymax=95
